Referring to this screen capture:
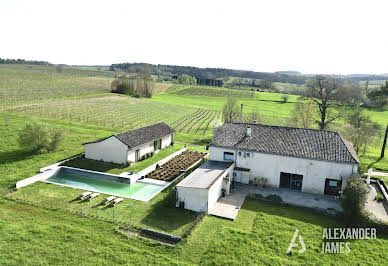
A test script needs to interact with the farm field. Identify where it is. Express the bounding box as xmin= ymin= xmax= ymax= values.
xmin=0 ymin=64 xmax=113 ymax=108
xmin=0 ymin=64 xmax=387 ymax=265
